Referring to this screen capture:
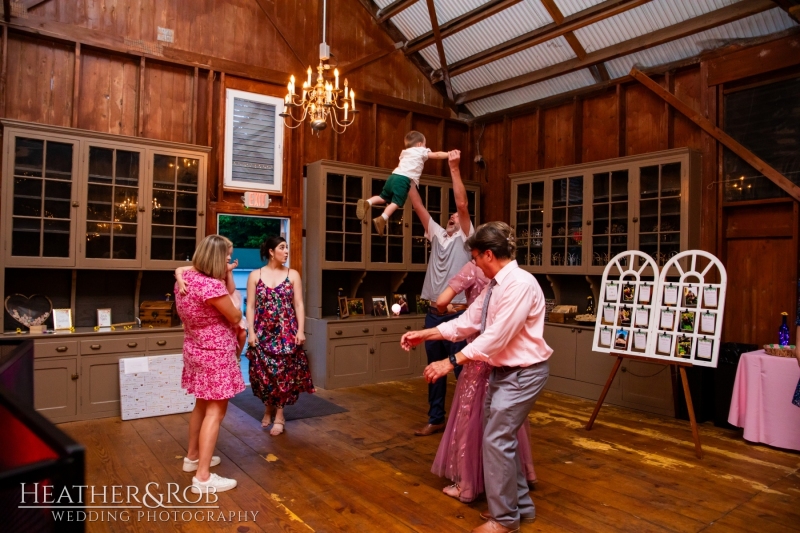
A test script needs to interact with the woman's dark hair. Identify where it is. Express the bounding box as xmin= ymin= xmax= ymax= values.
xmin=260 ymin=235 xmax=287 ymax=261
xmin=465 ymin=221 xmax=516 ymax=259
